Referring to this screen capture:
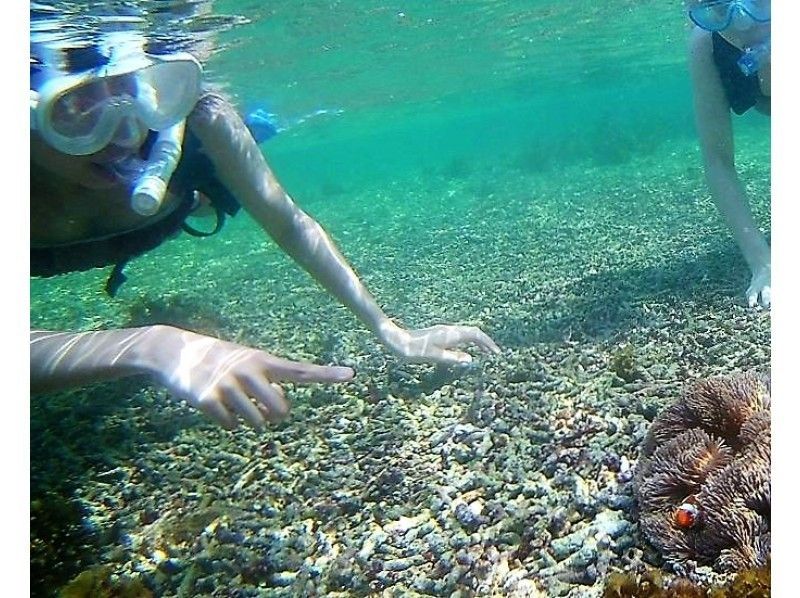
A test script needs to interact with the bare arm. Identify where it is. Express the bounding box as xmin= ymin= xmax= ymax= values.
xmin=31 ymin=328 xmax=157 ymax=393
xmin=188 ymin=94 xmax=499 ymax=364
xmin=189 ymin=95 xmax=389 ymax=336
xmin=31 ymin=327 xmax=353 ymax=429
xmin=688 ymin=28 xmax=770 ymax=306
